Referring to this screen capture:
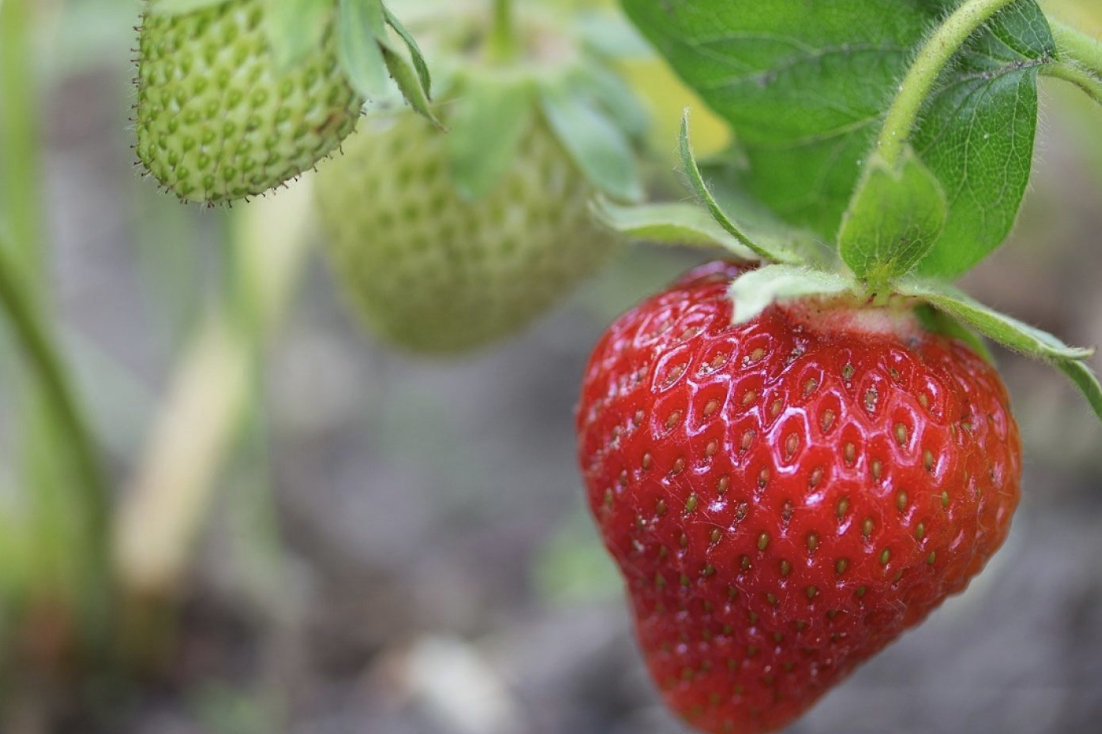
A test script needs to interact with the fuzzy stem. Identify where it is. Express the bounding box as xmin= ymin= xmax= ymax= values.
xmin=1041 ymin=60 xmax=1102 ymax=107
xmin=877 ymin=0 xmax=1022 ymax=165
xmin=489 ymin=0 xmax=517 ymax=62
xmin=1049 ymin=19 xmax=1102 ymax=82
